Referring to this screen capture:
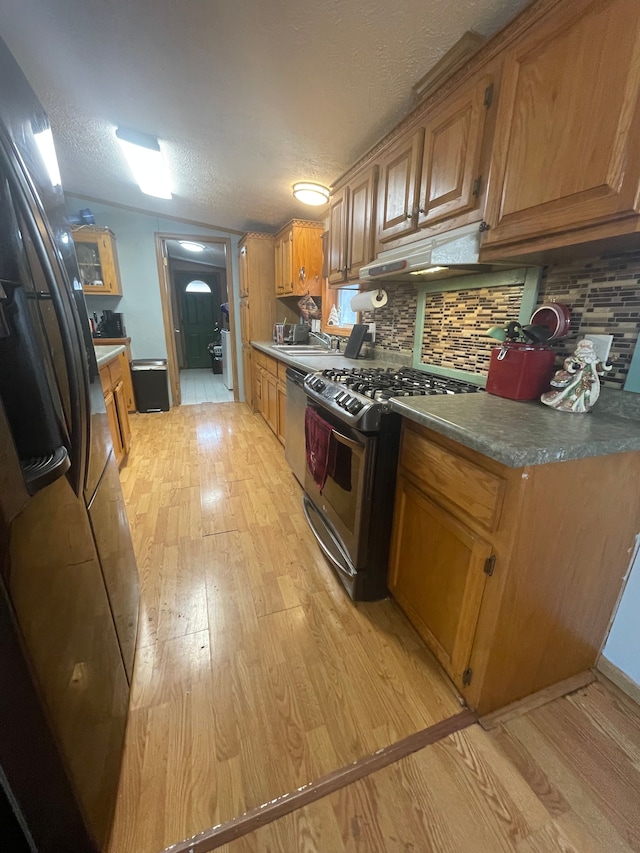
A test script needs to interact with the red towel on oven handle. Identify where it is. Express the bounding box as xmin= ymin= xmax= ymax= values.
xmin=305 ymin=407 xmax=334 ymax=492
